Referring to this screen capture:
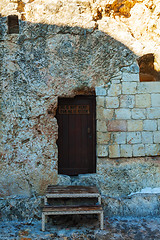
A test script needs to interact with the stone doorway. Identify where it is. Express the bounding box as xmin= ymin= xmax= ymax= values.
xmin=56 ymin=95 xmax=96 ymax=176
